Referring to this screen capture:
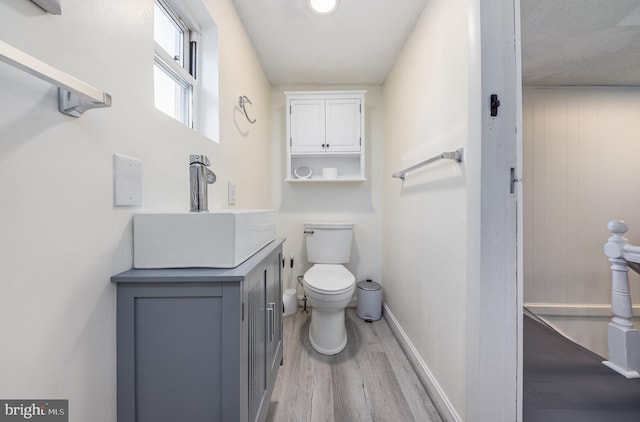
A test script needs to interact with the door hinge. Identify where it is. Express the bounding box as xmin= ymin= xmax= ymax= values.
xmin=290 ymin=137 xmax=292 ymax=147
xmin=241 ymin=302 xmax=245 ymax=321
xmin=490 ymin=94 xmax=500 ymax=117
xmin=289 ymin=105 xmax=292 ymax=114
xmin=359 ymin=104 xmax=362 ymax=113
xmin=359 ymin=137 xmax=362 ymax=146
